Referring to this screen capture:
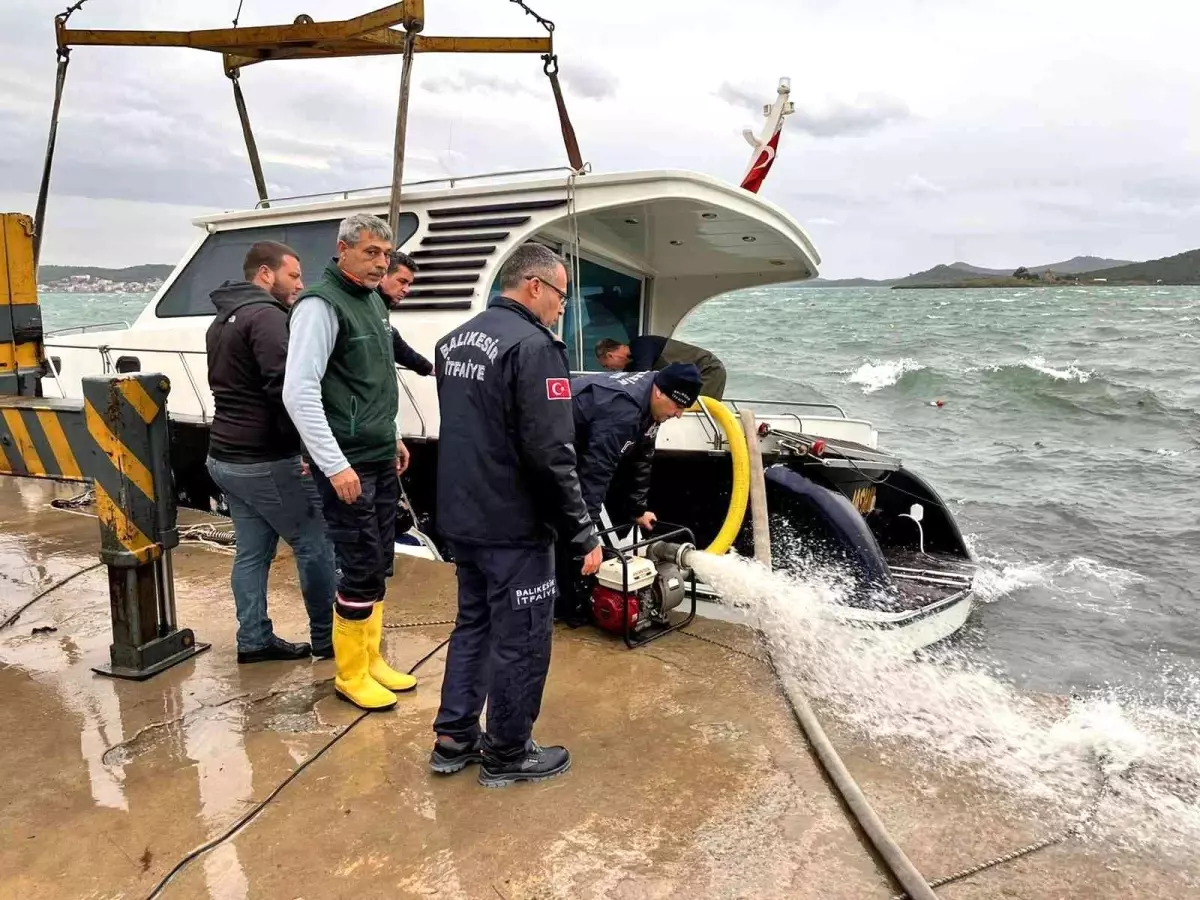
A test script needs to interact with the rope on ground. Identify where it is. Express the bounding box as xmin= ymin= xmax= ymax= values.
xmin=143 ymin=632 xmax=453 ymax=900
xmin=0 ymin=562 xmax=106 ymax=631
